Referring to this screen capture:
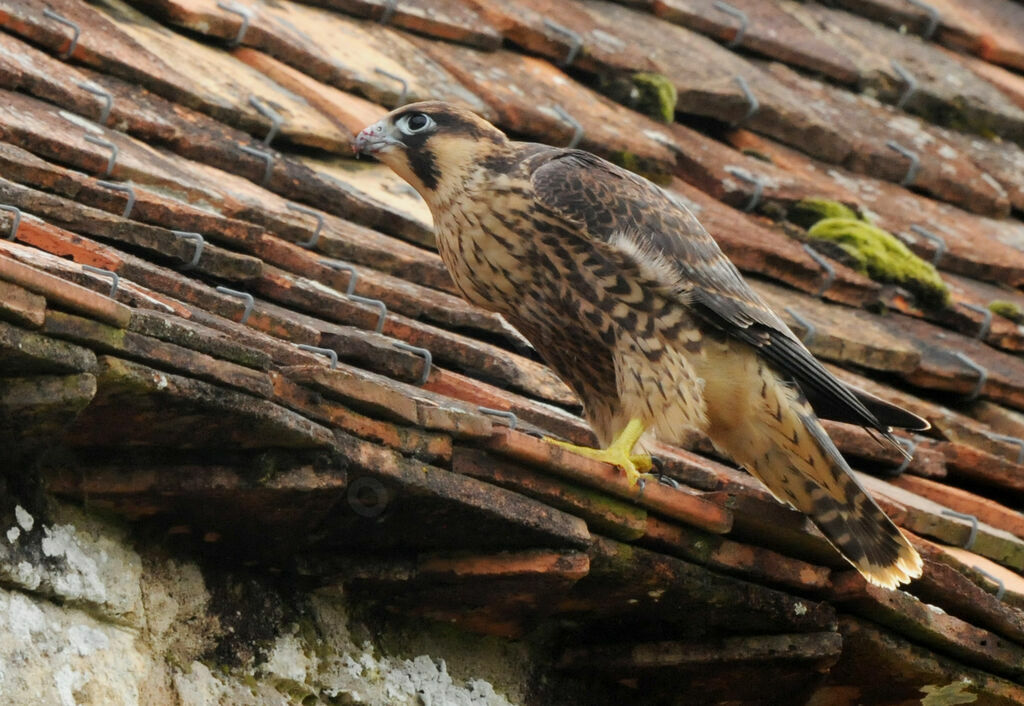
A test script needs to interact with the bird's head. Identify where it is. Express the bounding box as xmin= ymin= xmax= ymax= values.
xmin=354 ymin=101 xmax=507 ymax=205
